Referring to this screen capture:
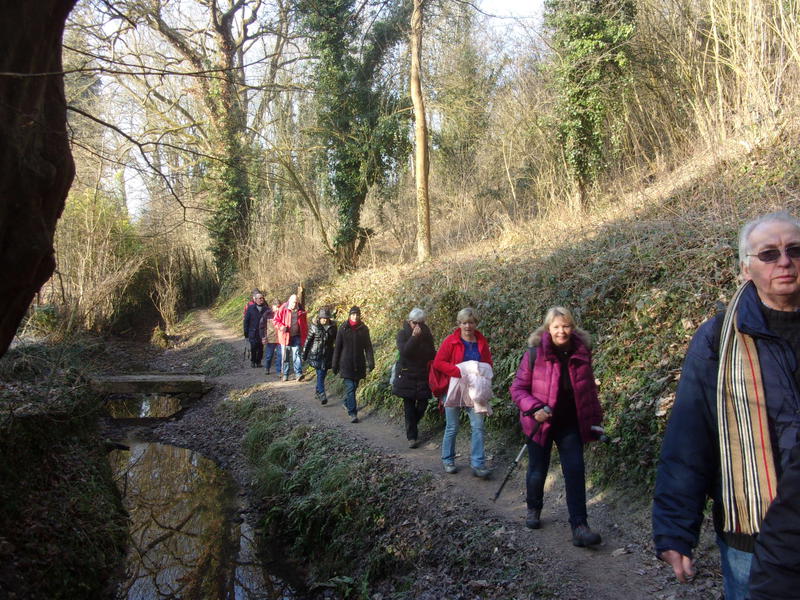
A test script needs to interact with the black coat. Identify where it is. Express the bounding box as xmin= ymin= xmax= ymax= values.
xmin=392 ymin=321 xmax=436 ymax=400
xmin=750 ymin=442 xmax=800 ymax=599
xmin=243 ymin=303 xmax=268 ymax=341
xmin=332 ymin=321 xmax=374 ymax=380
xmin=302 ymin=319 xmax=337 ymax=369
